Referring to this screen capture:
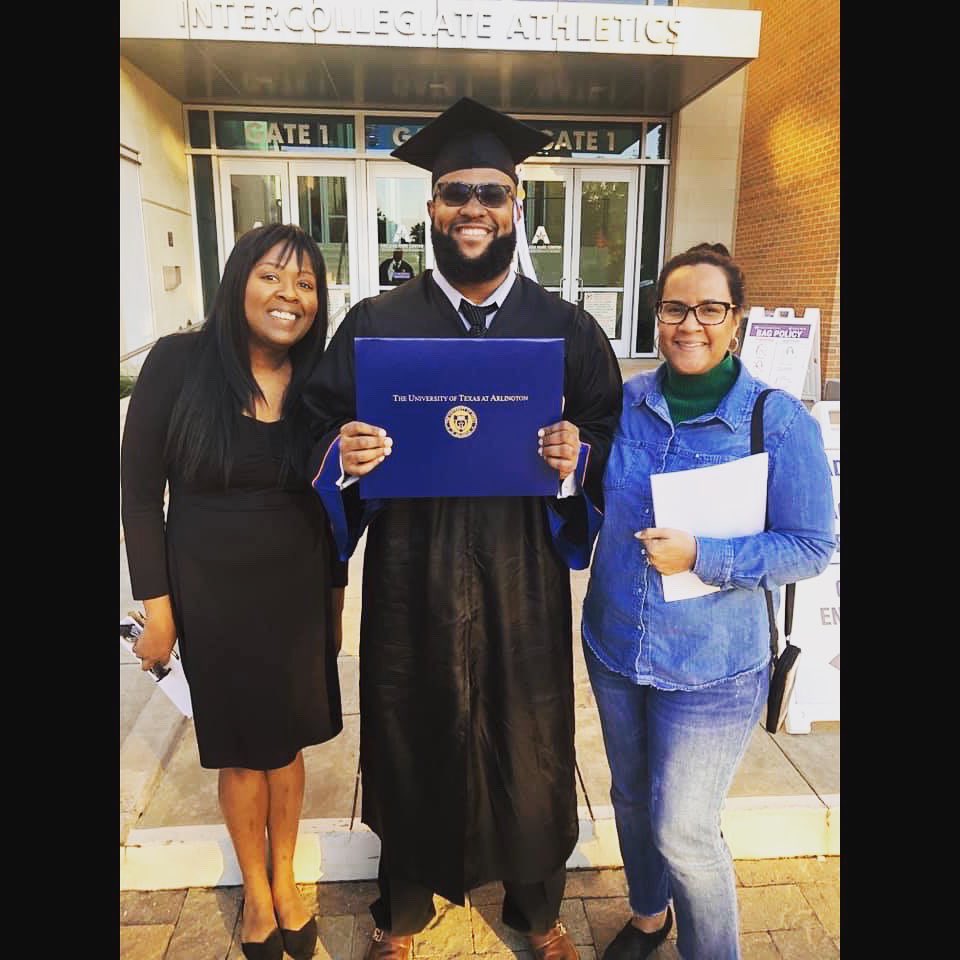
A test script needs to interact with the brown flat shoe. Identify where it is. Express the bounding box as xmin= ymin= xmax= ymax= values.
xmin=362 ymin=927 xmax=414 ymax=960
xmin=526 ymin=920 xmax=580 ymax=960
